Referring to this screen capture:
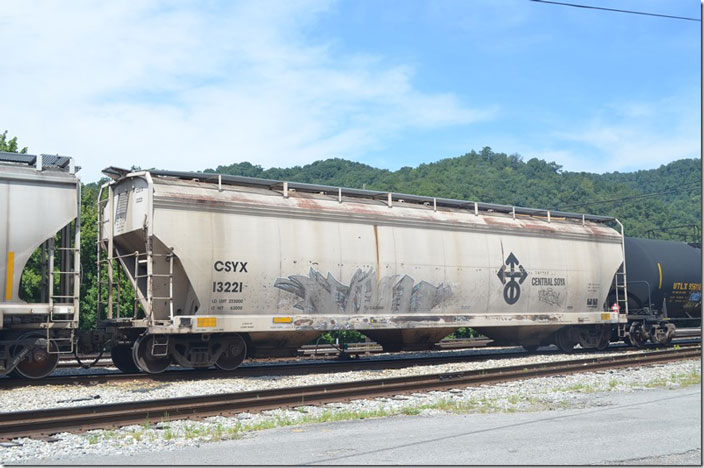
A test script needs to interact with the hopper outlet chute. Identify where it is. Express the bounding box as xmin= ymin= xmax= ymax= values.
xmin=106 ymin=233 xmax=201 ymax=322
xmin=98 ymin=174 xmax=200 ymax=323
